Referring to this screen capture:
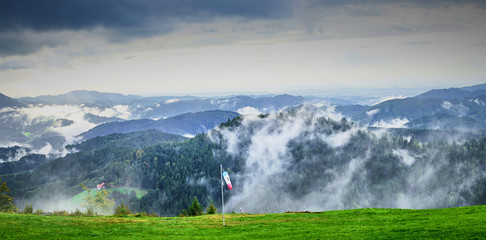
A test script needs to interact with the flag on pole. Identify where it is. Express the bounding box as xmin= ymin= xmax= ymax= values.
xmin=222 ymin=171 xmax=232 ymax=190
